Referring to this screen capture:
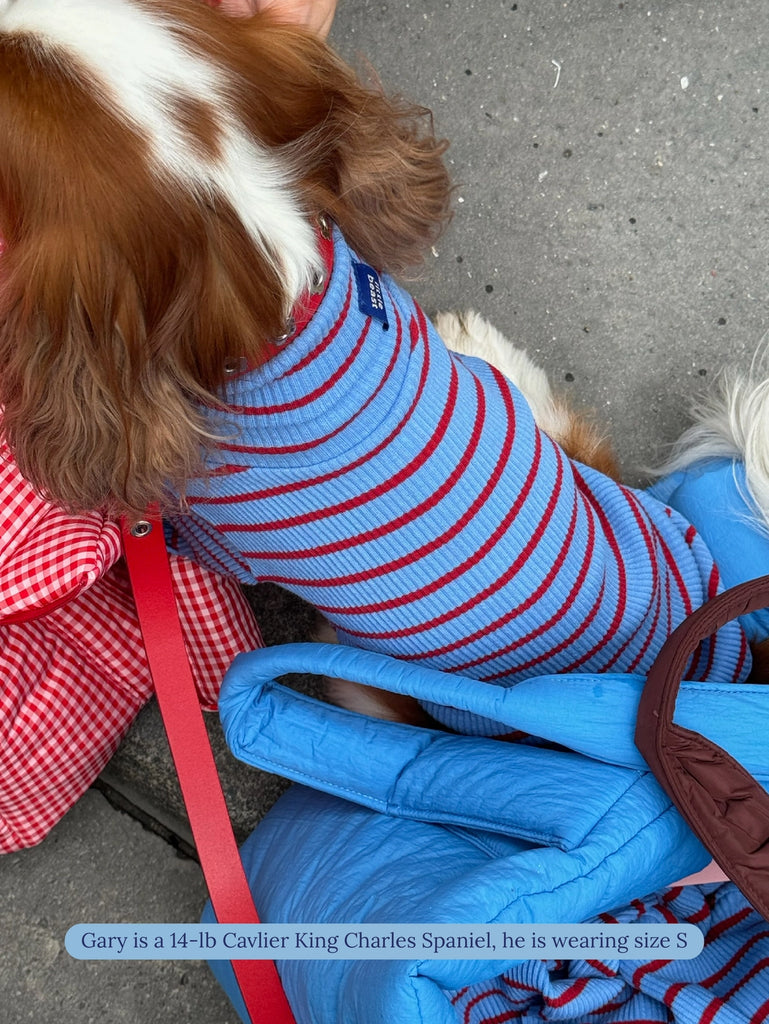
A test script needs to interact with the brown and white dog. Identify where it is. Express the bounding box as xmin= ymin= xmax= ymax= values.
xmin=0 ymin=0 xmax=614 ymax=514
xmin=0 ymin=0 xmax=455 ymax=515
xmin=0 ymin=0 xmax=766 ymax=732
